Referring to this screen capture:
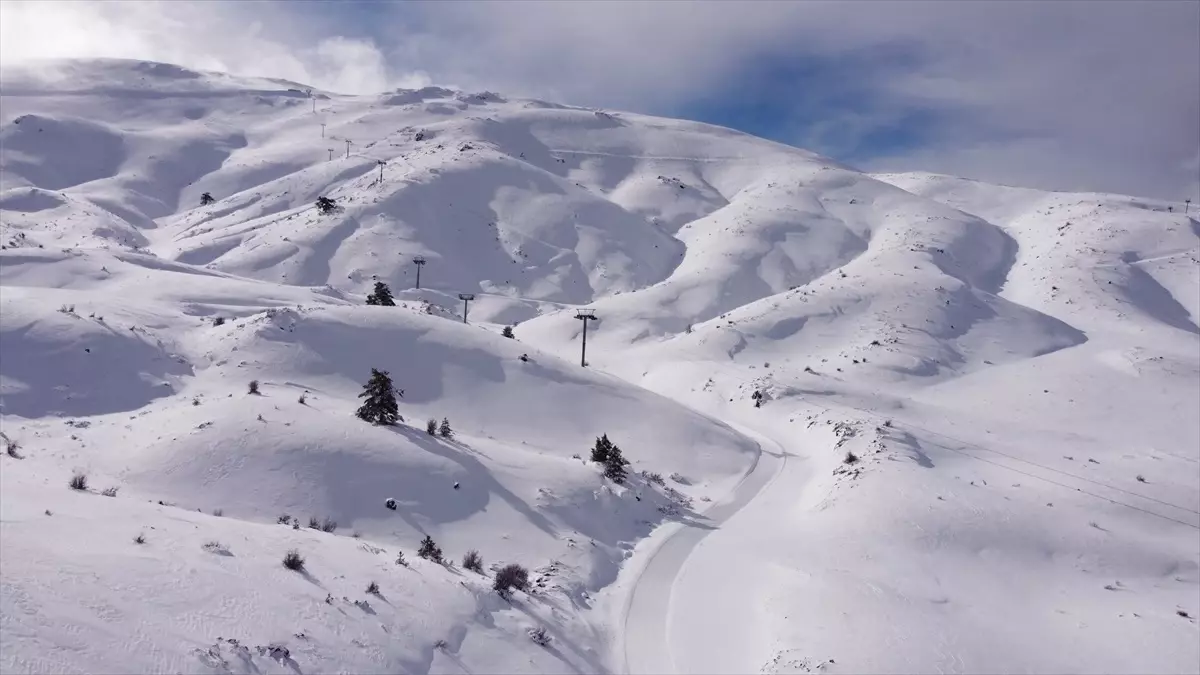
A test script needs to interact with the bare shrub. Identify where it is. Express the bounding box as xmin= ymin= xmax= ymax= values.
xmin=133 ymin=533 xmax=146 ymax=544
xmin=493 ymin=563 xmax=529 ymax=598
xmin=101 ymin=486 xmax=119 ymax=497
xmin=462 ymin=549 xmax=483 ymax=573
xmin=202 ymin=541 xmax=231 ymax=555
xmin=366 ymin=581 xmax=380 ymax=595
xmin=248 ymin=380 xmax=260 ymax=395
xmin=528 ymin=625 xmax=551 ymax=646
xmin=282 ymin=549 xmax=305 ymax=571
xmin=69 ymin=473 xmax=88 ymax=491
